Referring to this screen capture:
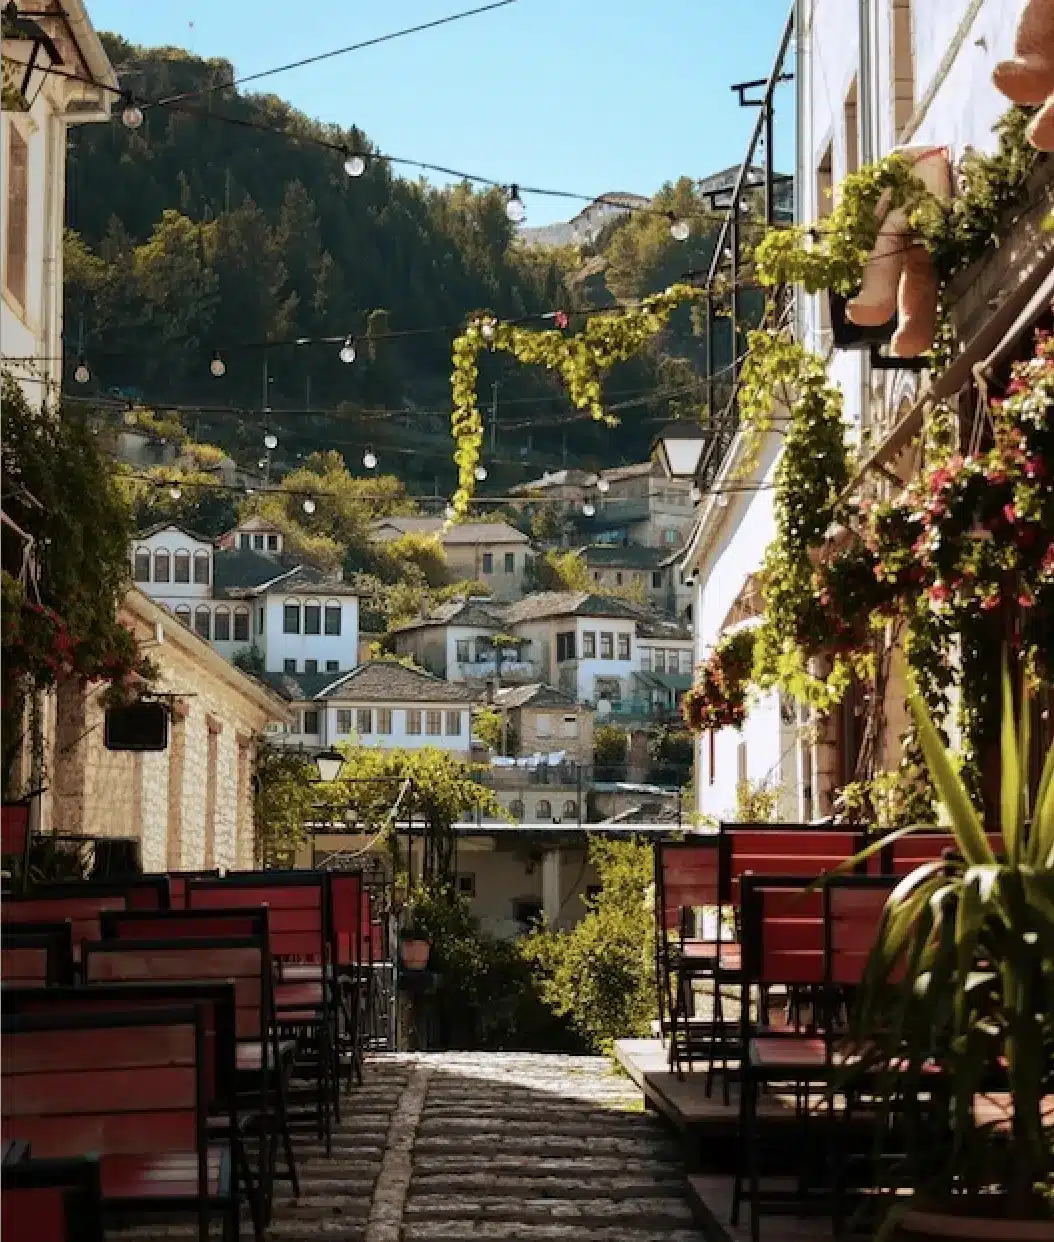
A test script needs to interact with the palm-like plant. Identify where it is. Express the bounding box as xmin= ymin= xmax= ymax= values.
xmin=847 ymin=659 xmax=1054 ymax=1226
